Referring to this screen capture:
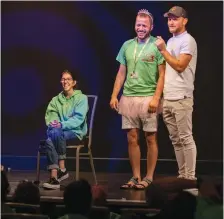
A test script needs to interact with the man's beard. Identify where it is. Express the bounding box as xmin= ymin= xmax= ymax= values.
xmin=169 ymin=26 xmax=182 ymax=34
xmin=137 ymin=31 xmax=150 ymax=41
